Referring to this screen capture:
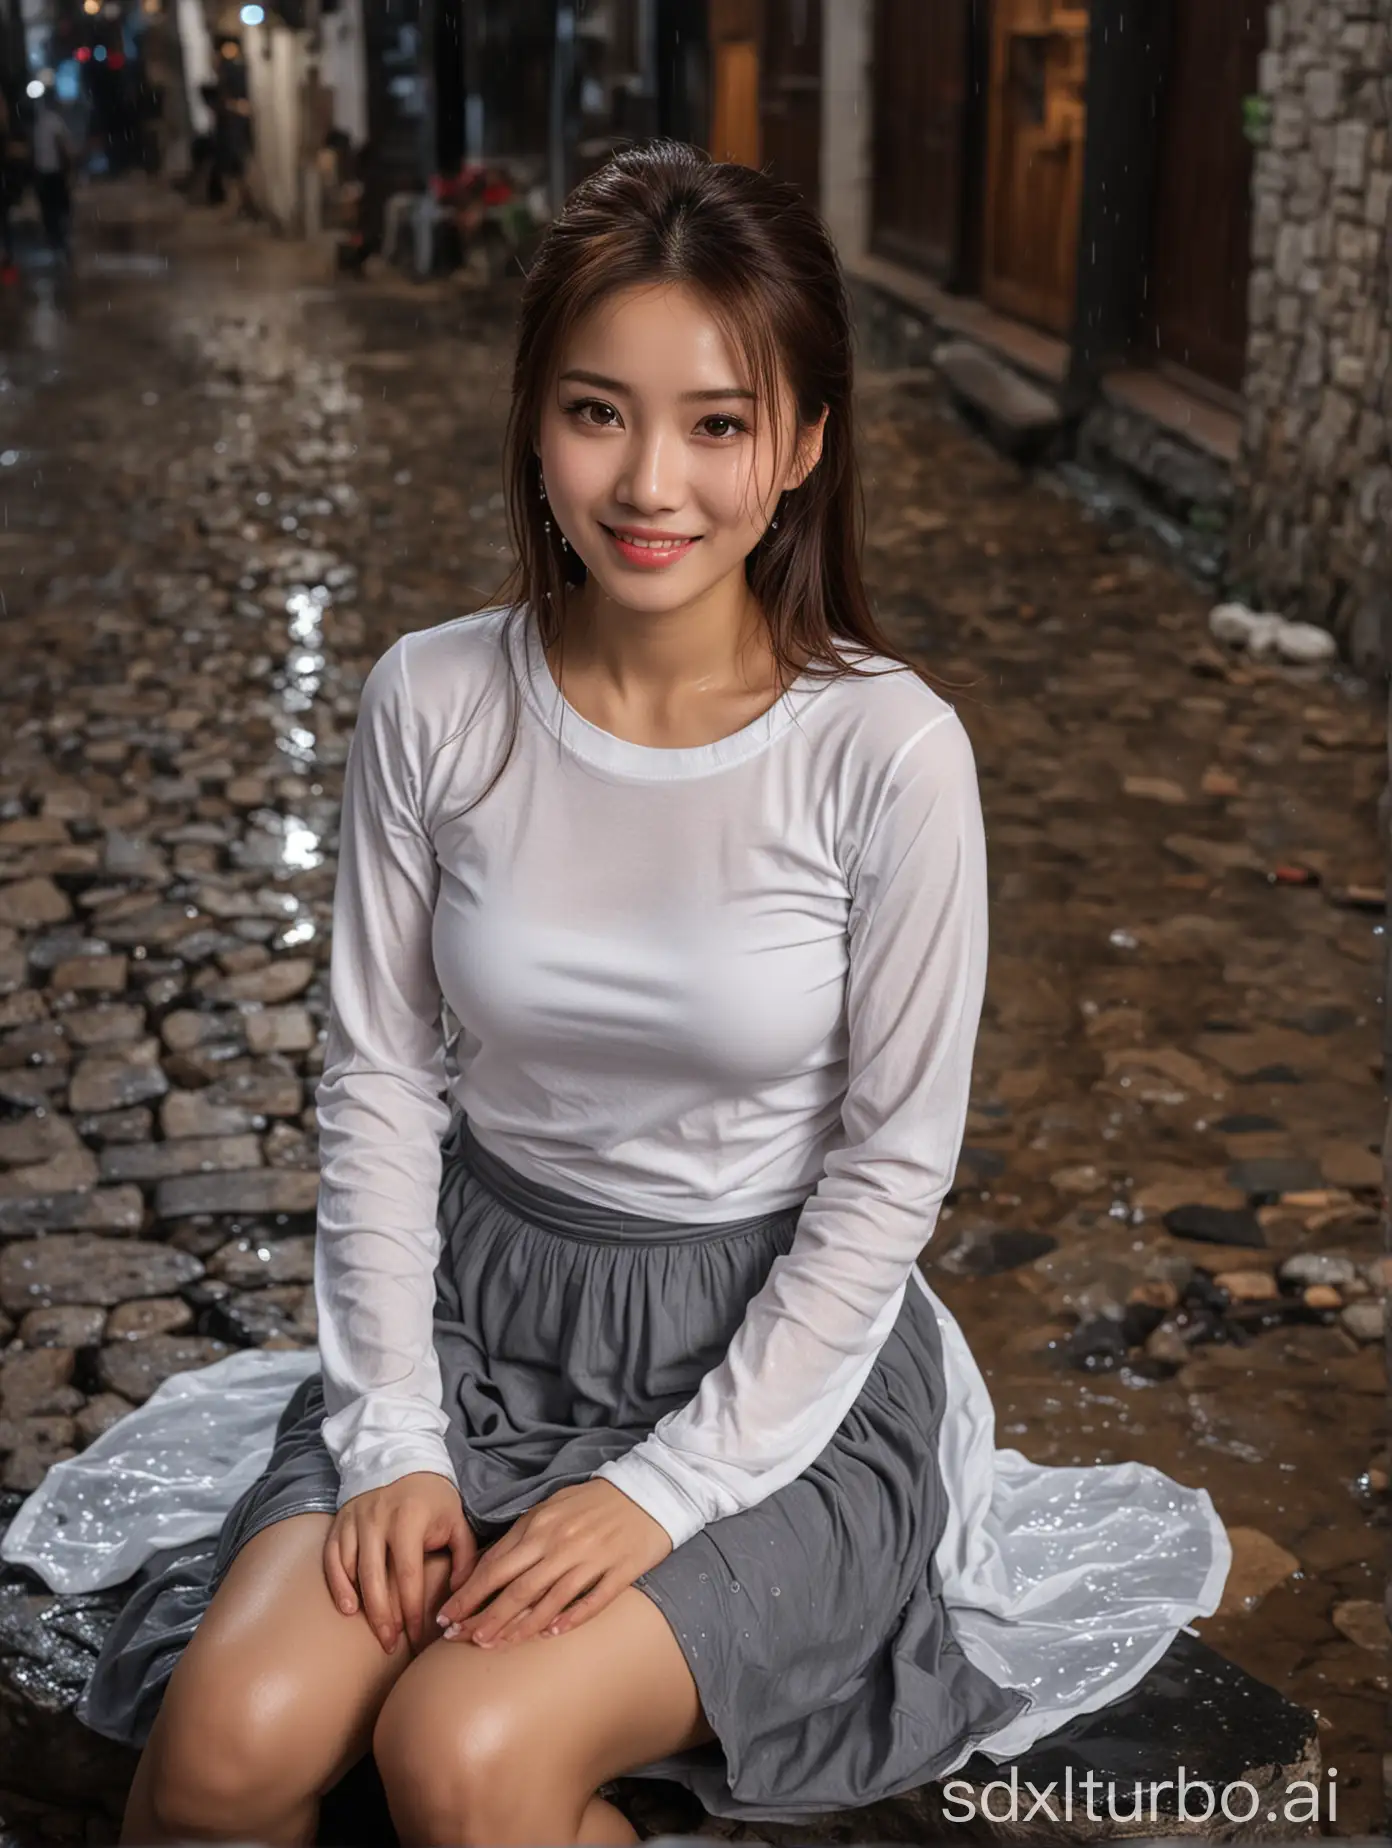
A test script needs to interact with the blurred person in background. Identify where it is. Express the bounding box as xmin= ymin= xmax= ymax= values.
xmin=32 ymin=89 xmax=76 ymax=262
